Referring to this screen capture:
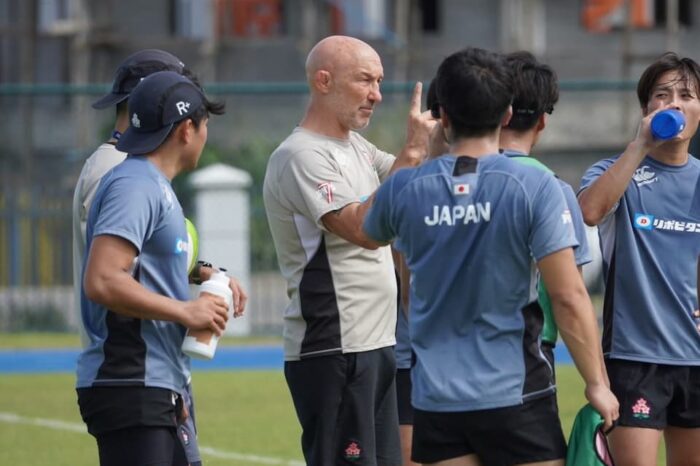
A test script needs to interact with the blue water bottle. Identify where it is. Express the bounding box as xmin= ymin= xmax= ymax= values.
xmin=651 ymin=109 xmax=686 ymax=140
